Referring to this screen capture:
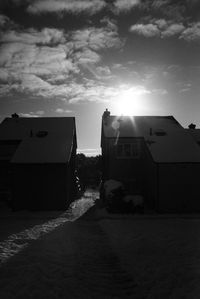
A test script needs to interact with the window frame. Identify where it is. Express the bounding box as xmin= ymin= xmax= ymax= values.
xmin=115 ymin=140 xmax=140 ymax=159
